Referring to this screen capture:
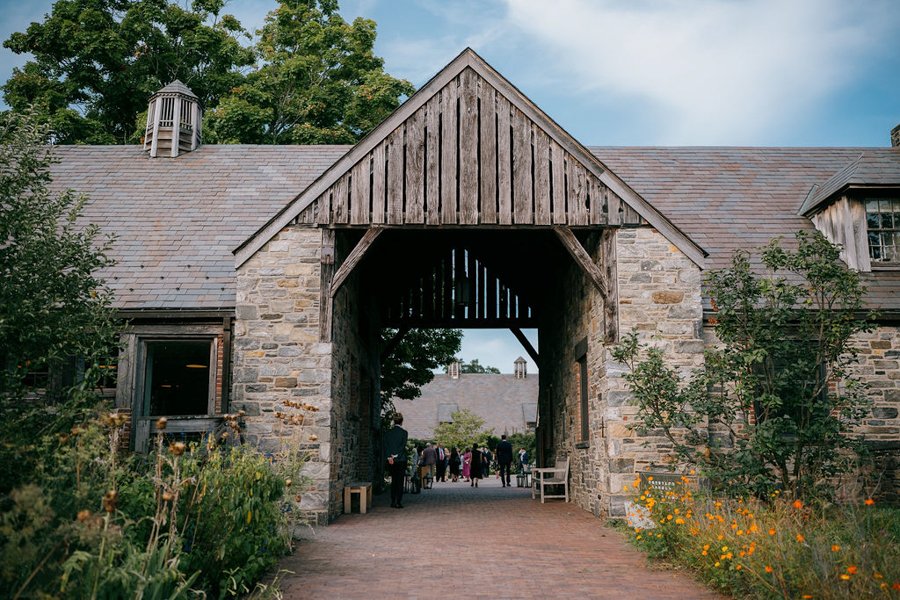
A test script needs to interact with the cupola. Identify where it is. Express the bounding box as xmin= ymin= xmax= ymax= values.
xmin=514 ymin=357 xmax=527 ymax=379
xmin=143 ymin=80 xmax=201 ymax=158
